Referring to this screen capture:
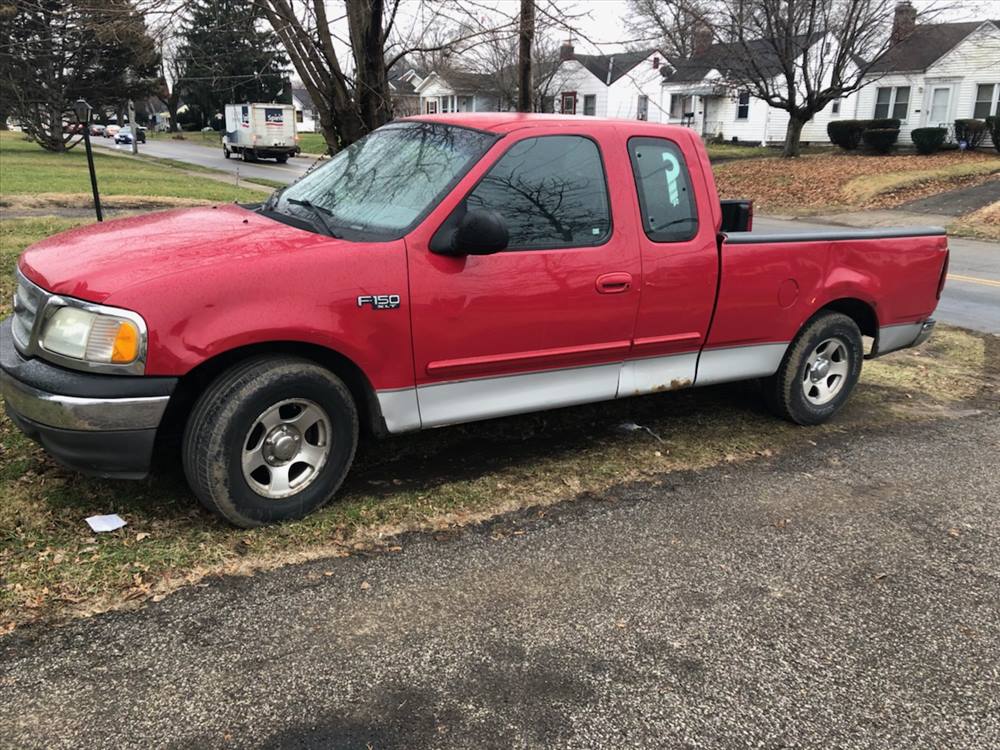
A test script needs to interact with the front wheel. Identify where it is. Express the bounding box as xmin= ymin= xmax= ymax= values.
xmin=223 ymin=145 xmax=230 ymax=159
xmin=763 ymin=312 xmax=863 ymax=425
xmin=182 ymin=357 xmax=358 ymax=527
